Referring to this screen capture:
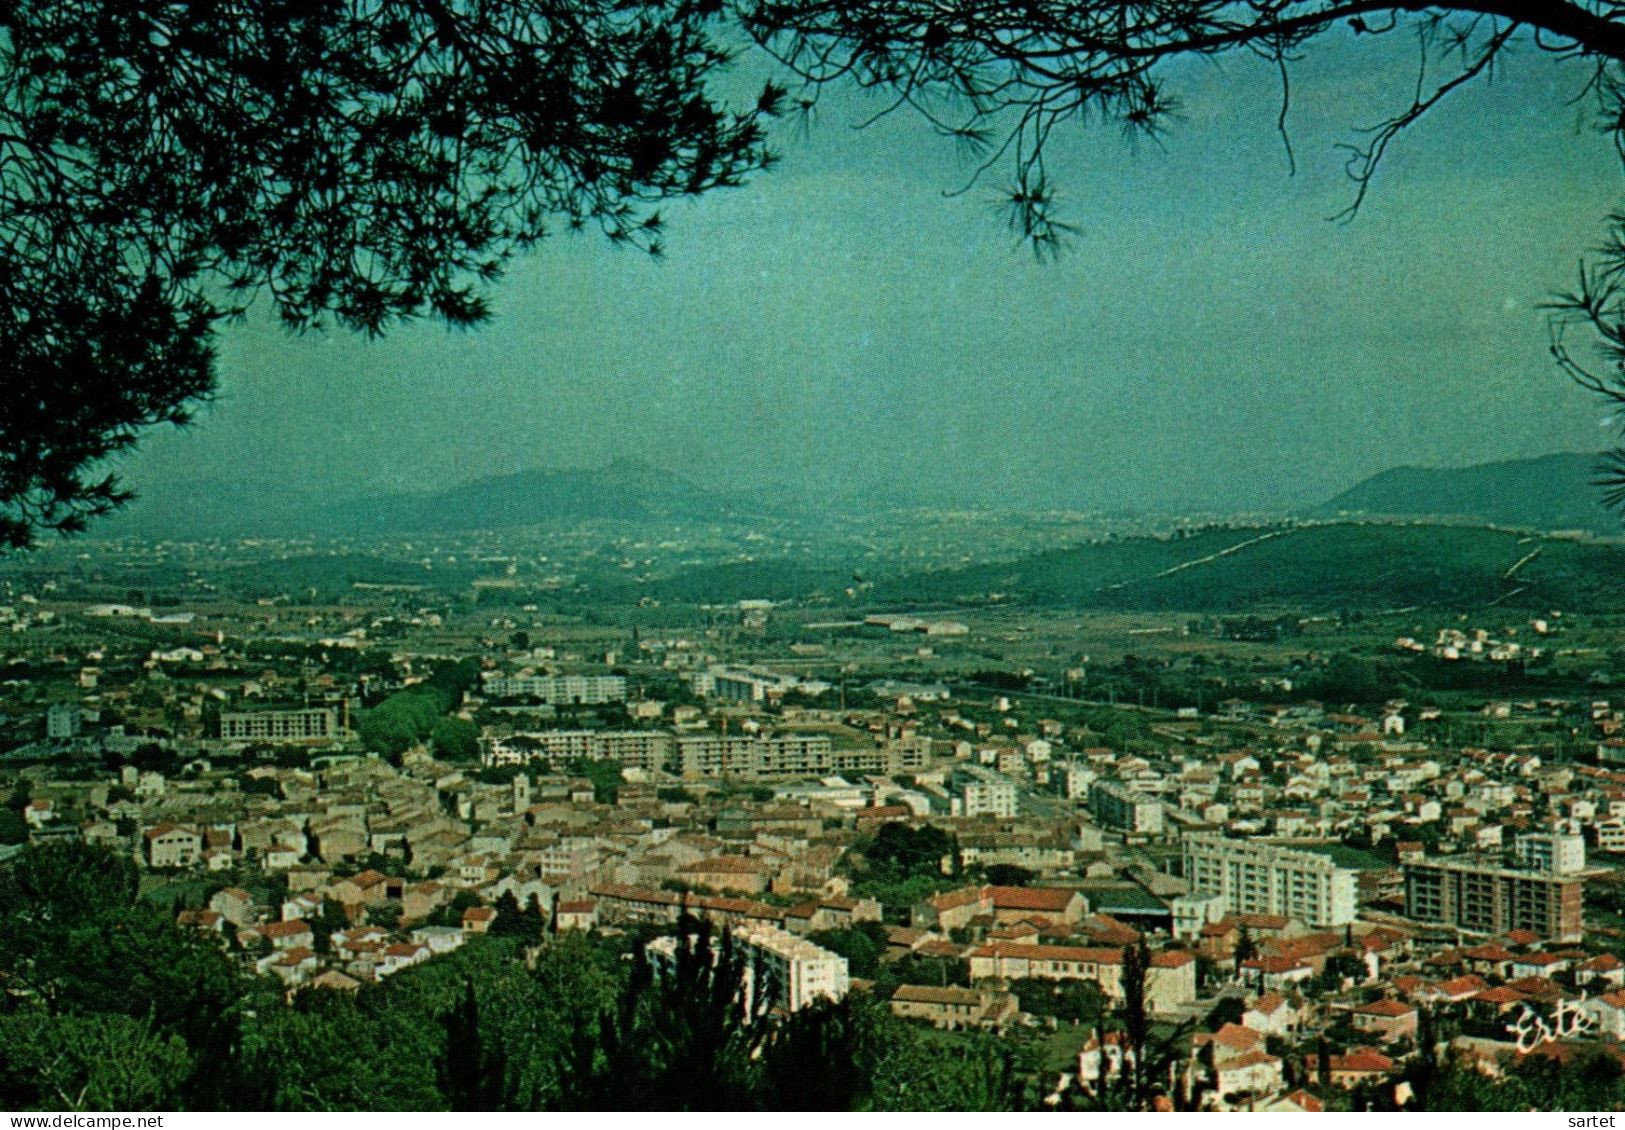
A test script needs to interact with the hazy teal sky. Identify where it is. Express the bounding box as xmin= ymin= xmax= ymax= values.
xmin=127 ymin=29 xmax=1623 ymax=514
